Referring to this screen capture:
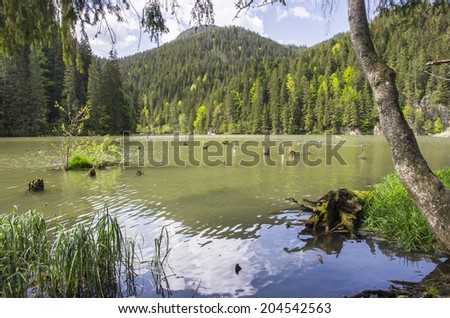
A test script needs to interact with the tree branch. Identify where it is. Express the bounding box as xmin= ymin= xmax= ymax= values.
xmin=426 ymin=59 xmax=450 ymax=67
xmin=423 ymin=70 xmax=450 ymax=82
xmin=233 ymin=0 xmax=285 ymax=20
xmin=424 ymin=59 xmax=450 ymax=81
